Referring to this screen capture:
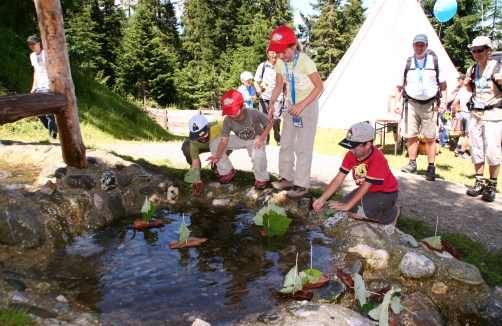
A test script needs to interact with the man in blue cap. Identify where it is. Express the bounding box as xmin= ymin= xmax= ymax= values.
xmin=394 ymin=33 xmax=448 ymax=181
